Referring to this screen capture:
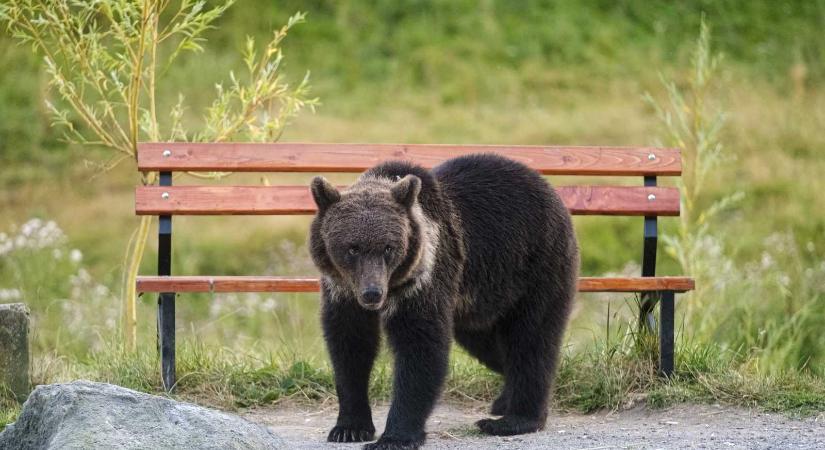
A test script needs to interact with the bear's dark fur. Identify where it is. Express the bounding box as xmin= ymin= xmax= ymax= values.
xmin=309 ymin=154 xmax=578 ymax=450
